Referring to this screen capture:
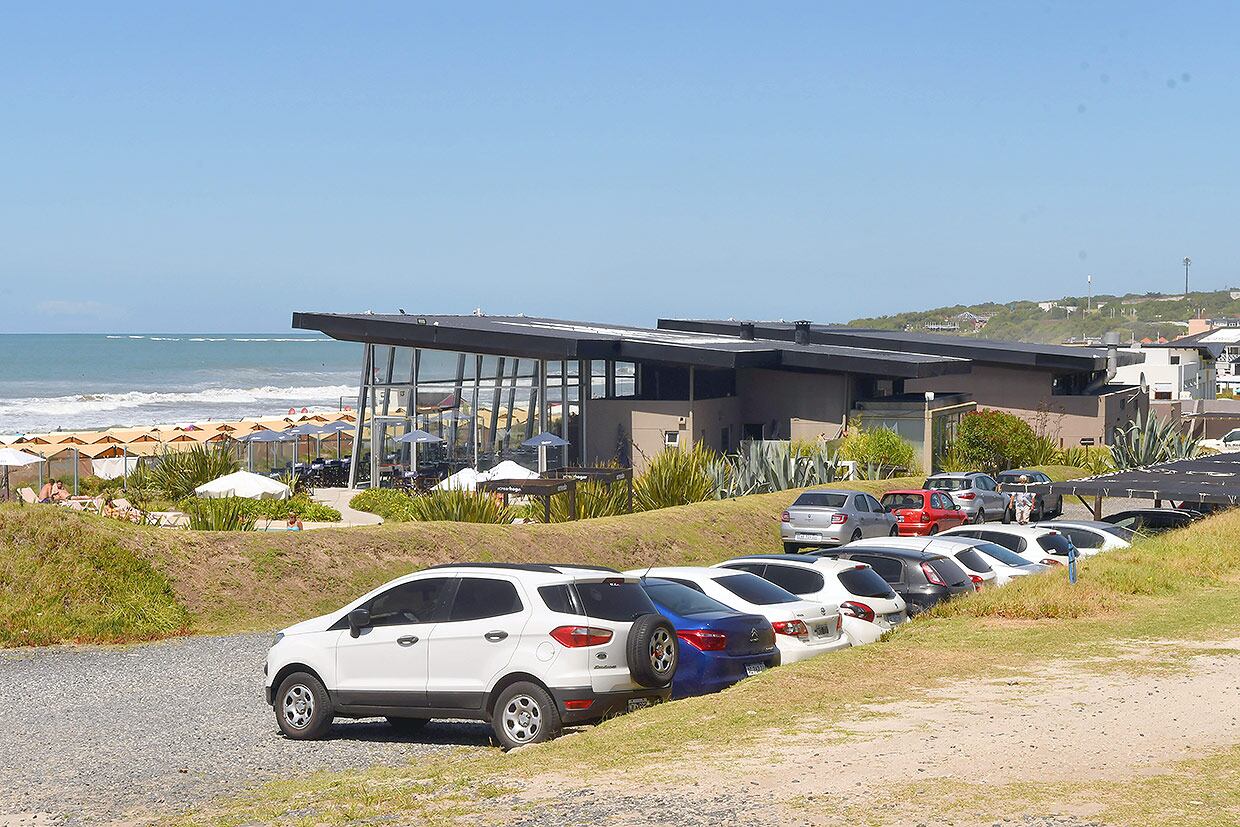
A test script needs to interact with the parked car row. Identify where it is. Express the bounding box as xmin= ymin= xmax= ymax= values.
xmin=262 ymin=477 xmax=1154 ymax=751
